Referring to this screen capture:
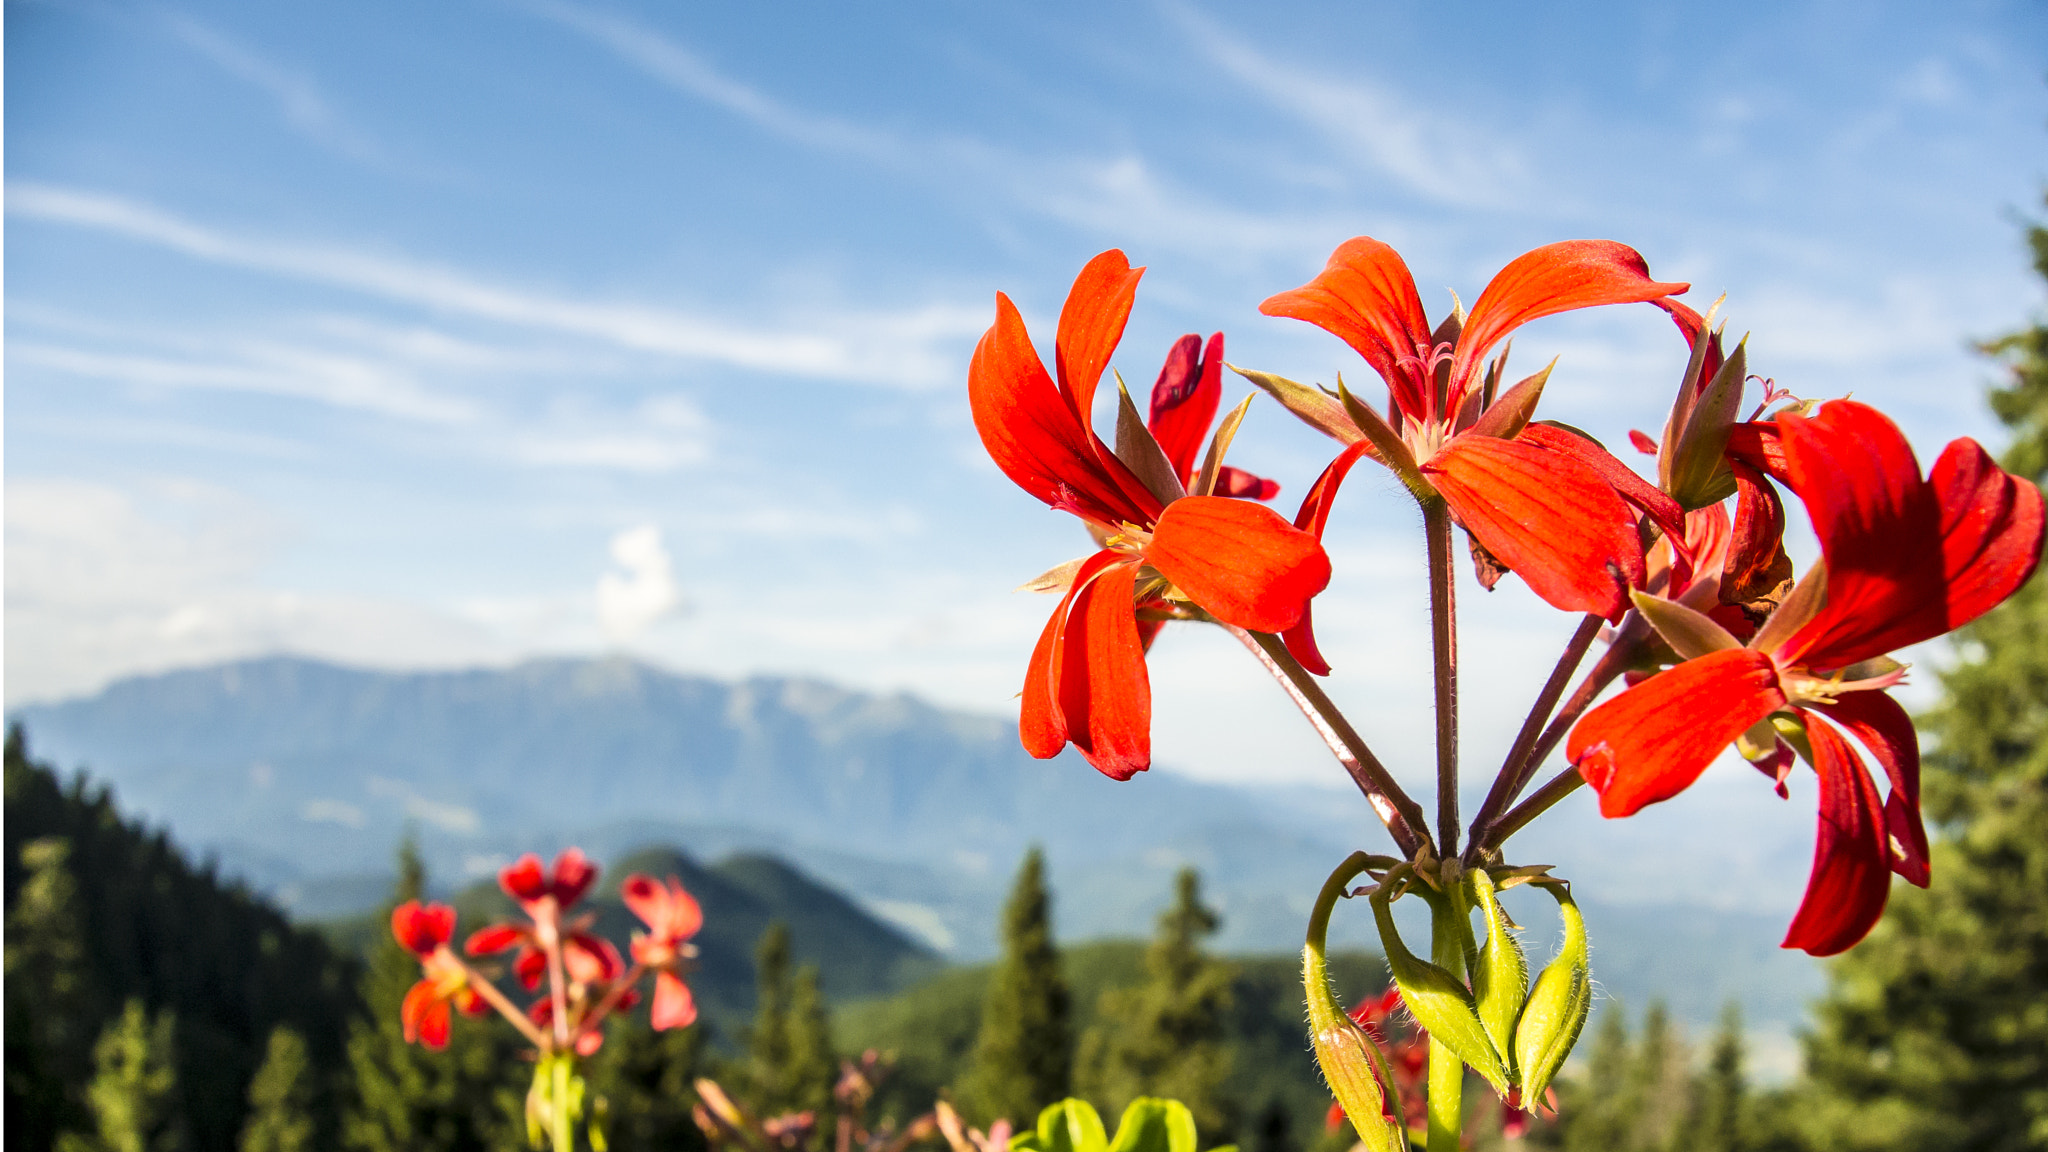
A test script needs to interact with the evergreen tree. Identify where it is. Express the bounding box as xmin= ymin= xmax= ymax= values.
xmin=7 ymin=836 xmax=102 ymax=1149
xmin=742 ymin=921 xmax=801 ymax=1114
xmin=239 ymin=1026 xmax=317 ymax=1152
xmin=1688 ymin=1005 xmax=1748 ymax=1152
xmin=959 ymin=846 xmax=1071 ymax=1127
xmin=342 ymin=838 xmax=519 ymax=1152
xmin=59 ymin=999 xmax=191 ymax=1152
xmin=1787 ymin=204 xmax=2048 ymax=1152
xmin=1075 ymin=868 xmax=1235 ymax=1141
xmin=786 ymin=963 xmax=841 ymax=1119
xmin=585 ymin=1011 xmax=709 ymax=1152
